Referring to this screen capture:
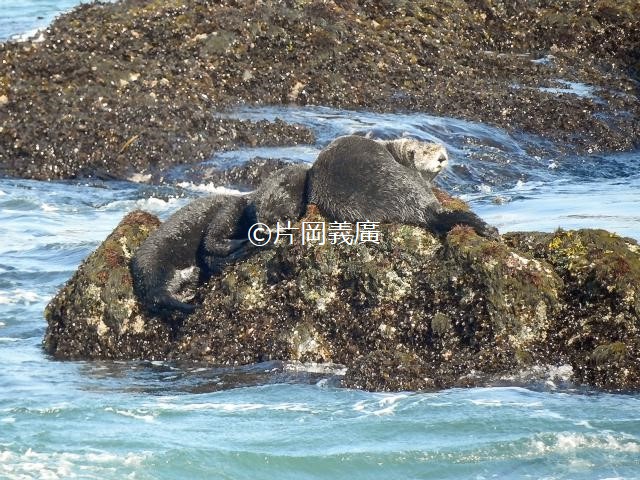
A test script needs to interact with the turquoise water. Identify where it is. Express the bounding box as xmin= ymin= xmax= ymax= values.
xmin=0 ymin=0 xmax=100 ymax=40
xmin=2 ymin=3 xmax=640 ymax=479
